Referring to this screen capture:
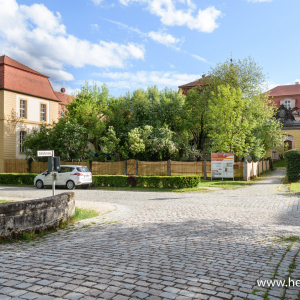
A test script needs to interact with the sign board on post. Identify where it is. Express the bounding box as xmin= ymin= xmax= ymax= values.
xmin=37 ymin=150 xmax=54 ymax=157
xmin=211 ymin=153 xmax=234 ymax=181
